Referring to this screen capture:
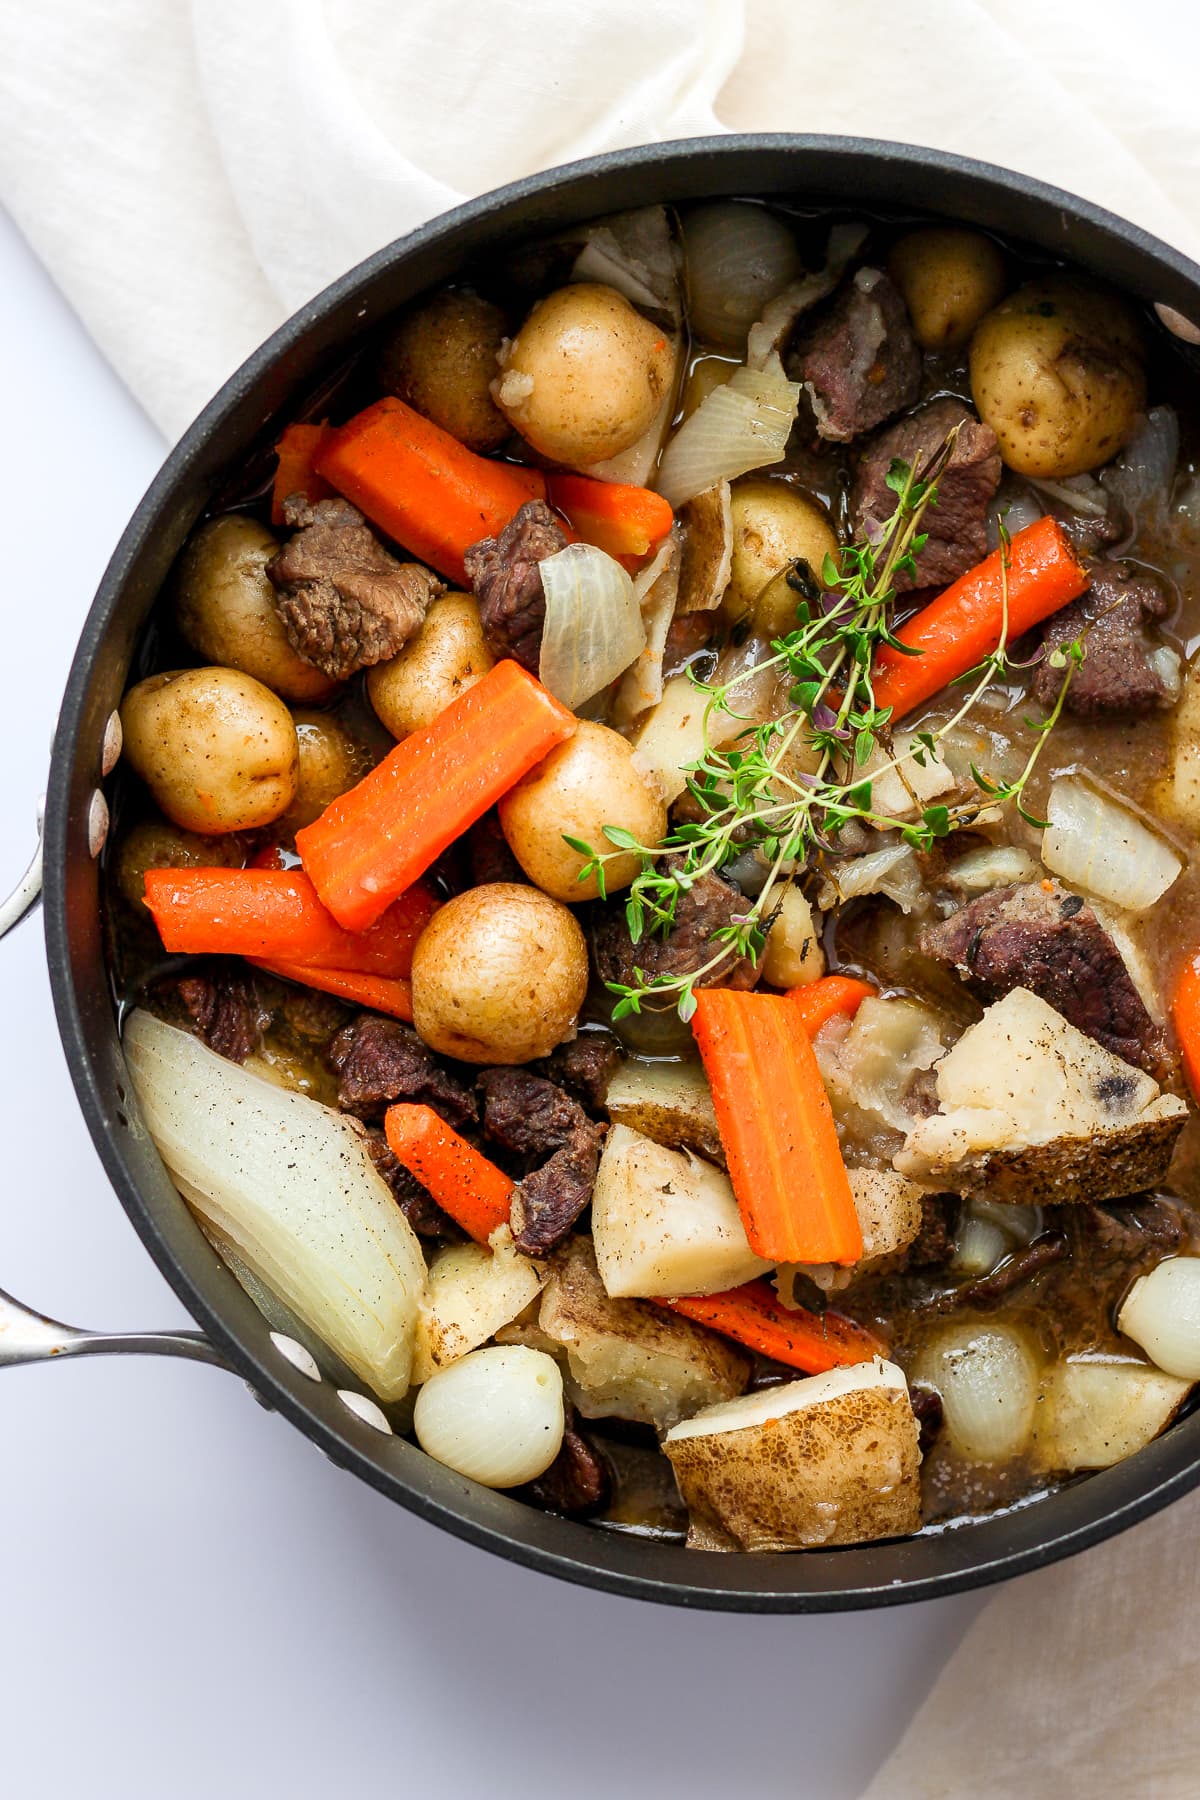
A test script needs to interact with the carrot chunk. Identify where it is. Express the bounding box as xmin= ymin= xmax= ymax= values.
xmin=143 ymin=867 xmax=437 ymax=977
xmin=788 ymin=975 xmax=877 ymax=1039
xmin=250 ymin=961 xmax=414 ymax=1021
xmin=660 ymin=1281 xmax=884 ymax=1375
xmin=871 ymin=515 xmax=1088 ymax=721
xmin=316 ymin=396 xmax=546 ymax=584
xmin=691 ymin=988 xmax=862 ymax=1265
xmin=545 ymin=473 xmax=674 ymax=560
xmin=295 ymin=659 xmax=576 ymax=932
xmin=270 ymin=422 xmax=334 ymax=525
xmin=384 ymin=1103 xmax=513 ymax=1242
xmin=1172 ymin=950 xmax=1200 ymax=1101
